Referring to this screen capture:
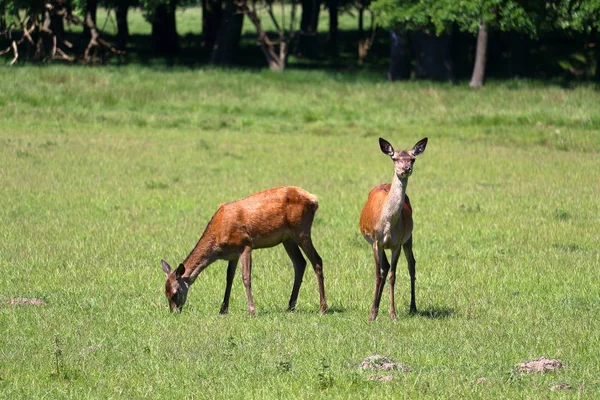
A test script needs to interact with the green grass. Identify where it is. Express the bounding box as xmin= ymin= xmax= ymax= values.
xmin=1 ymin=66 xmax=600 ymax=398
